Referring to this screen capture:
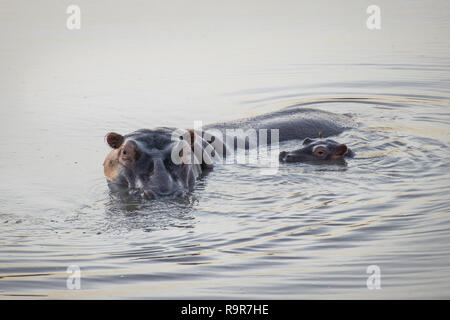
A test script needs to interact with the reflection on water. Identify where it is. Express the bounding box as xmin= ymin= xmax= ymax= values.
xmin=1 ymin=0 xmax=450 ymax=299
xmin=103 ymin=194 xmax=198 ymax=233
